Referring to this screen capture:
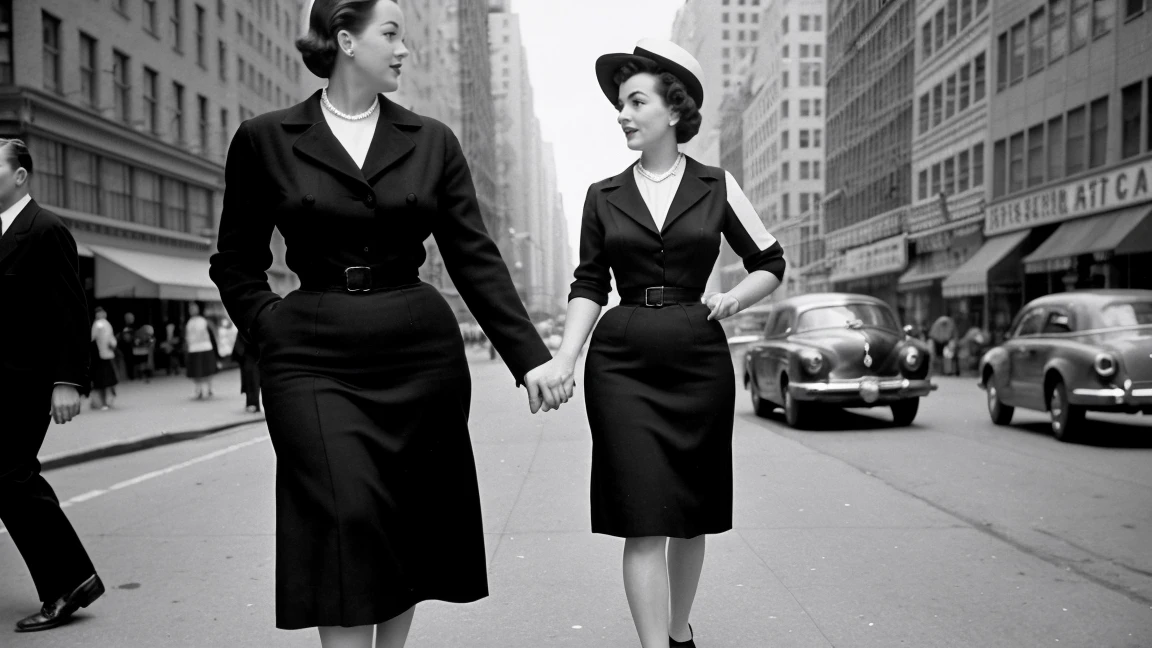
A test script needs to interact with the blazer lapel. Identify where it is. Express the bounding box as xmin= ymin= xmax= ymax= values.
xmin=283 ymin=90 xmax=368 ymax=188
xmin=661 ymin=158 xmax=714 ymax=235
xmin=0 ymin=199 xmax=39 ymax=269
xmin=605 ymin=165 xmax=660 ymax=237
xmin=362 ymin=97 xmax=419 ymax=185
